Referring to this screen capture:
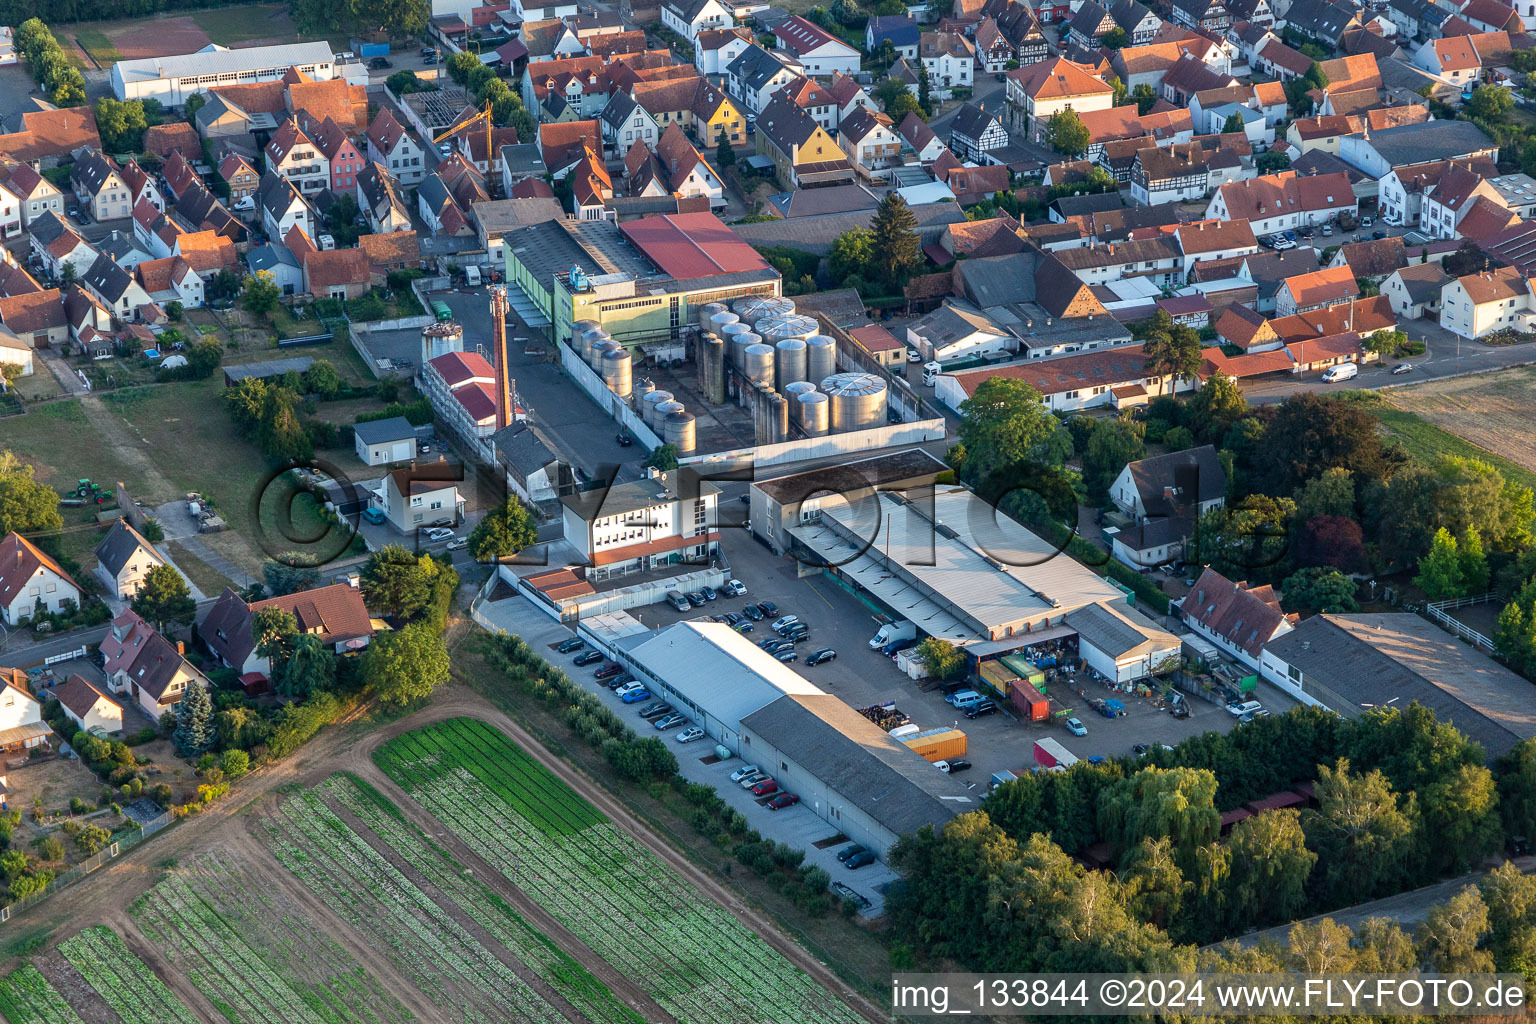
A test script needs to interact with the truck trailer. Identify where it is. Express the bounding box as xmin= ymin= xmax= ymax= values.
xmin=1033 ymin=737 xmax=1078 ymax=769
